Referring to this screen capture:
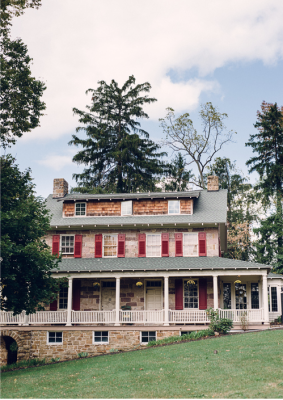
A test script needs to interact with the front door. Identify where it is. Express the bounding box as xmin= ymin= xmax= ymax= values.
xmin=146 ymin=281 xmax=162 ymax=310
